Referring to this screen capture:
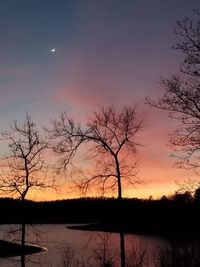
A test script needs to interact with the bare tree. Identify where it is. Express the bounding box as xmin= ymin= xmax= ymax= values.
xmin=147 ymin=10 xmax=200 ymax=170
xmin=0 ymin=114 xmax=51 ymax=201
xmin=49 ymin=105 xmax=143 ymax=200
xmin=0 ymin=114 xmax=53 ymax=267
xmin=49 ymin=105 xmax=143 ymax=267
